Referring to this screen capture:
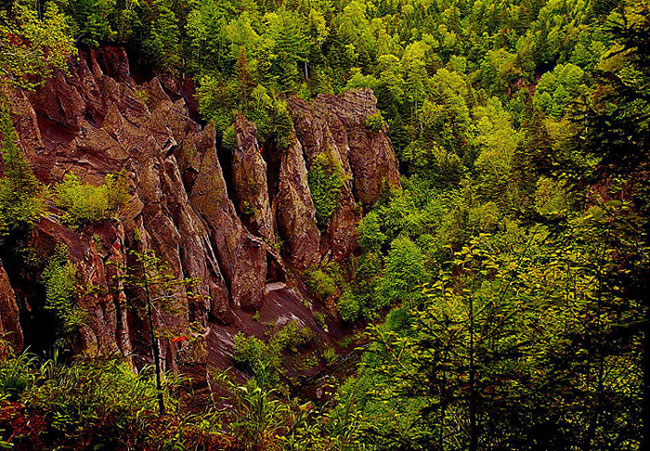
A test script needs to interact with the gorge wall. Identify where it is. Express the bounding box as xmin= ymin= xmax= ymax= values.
xmin=0 ymin=47 xmax=399 ymax=374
